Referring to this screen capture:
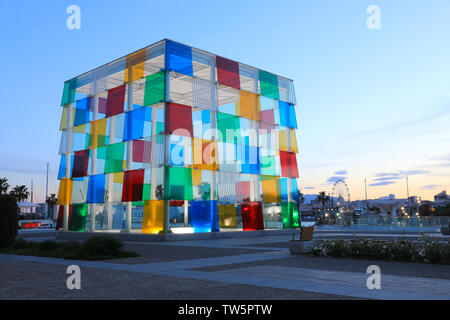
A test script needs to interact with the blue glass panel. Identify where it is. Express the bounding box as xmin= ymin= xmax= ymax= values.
xmin=291 ymin=179 xmax=300 ymax=203
xmin=241 ymin=145 xmax=260 ymax=175
xmin=87 ymin=174 xmax=106 ymax=204
xmin=278 ymin=101 xmax=298 ymax=129
xmin=58 ymin=154 xmax=74 ymax=180
xmin=74 ymin=108 xmax=90 ymax=127
xmin=123 ymin=108 xmax=146 ymax=141
xmin=166 ymin=40 xmax=193 ymax=76
xmin=201 ymin=109 xmax=210 ymax=124
xmin=189 ymin=200 xmax=219 ymax=233
xmin=280 ymin=178 xmax=288 ymax=202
